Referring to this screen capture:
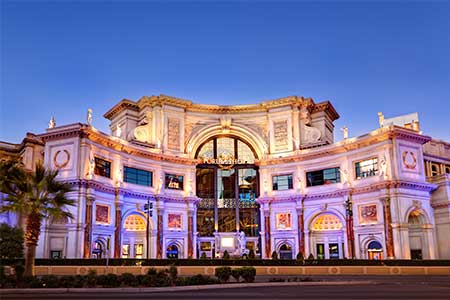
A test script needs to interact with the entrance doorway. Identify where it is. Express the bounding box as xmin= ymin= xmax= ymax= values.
xmin=279 ymin=244 xmax=293 ymax=259
xmin=167 ymin=244 xmax=179 ymax=259
xmin=367 ymin=240 xmax=383 ymax=260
